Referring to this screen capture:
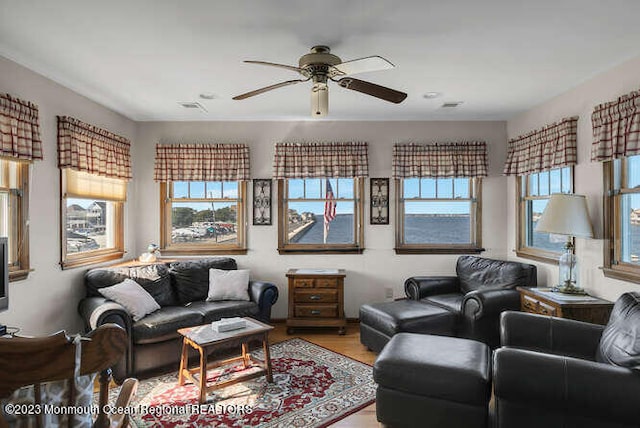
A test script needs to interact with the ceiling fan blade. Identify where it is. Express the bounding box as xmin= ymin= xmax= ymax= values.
xmin=232 ymin=79 xmax=306 ymax=100
xmin=244 ymin=60 xmax=304 ymax=74
xmin=337 ymin=78 xmax=407 ymax=104
xmin=332 ymin=56 xmax=395 ymax=76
